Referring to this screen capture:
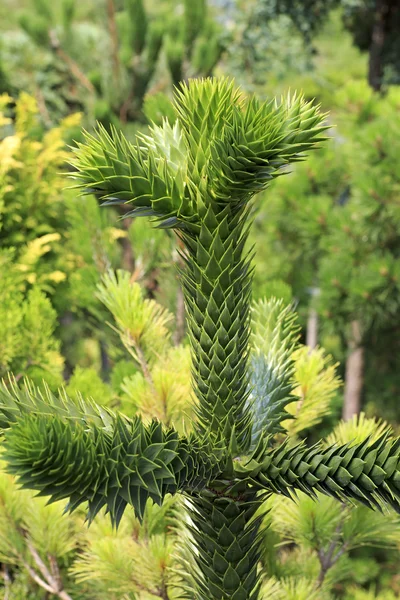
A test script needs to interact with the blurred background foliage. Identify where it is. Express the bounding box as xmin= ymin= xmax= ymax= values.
xmin=1 ymin=0 xmax=400 ymax=597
